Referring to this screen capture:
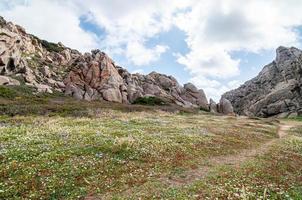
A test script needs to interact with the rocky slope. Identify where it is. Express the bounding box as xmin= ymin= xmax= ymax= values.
xmin=0 ymin=16 xmax=235 ymax=113
xmin=223 ymin=46 xmax=302 ymax=117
